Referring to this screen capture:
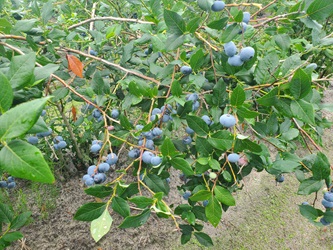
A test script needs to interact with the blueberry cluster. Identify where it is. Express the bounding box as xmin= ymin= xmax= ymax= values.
xmin=92 ymin=108 xmax=103 ymax=122
xmin=53 ymin=136 xmax=67 ymax=150
xmin=0 ymin=176 xmax=16 ymax=189
xmin=149 ymin=104 xmax=176 ymax=123
xmin=82 ymin=152 xmax=118 ymax=186
xmin=185 ymin=93 xmax=200 ymax=112
xmin=224 ymin=41 xmax=255 ymax=67
xmin=319 ymin=191 xmax=333 ymax=226
xmin=128 ymin=126 xmax=163 ymax=166
xmin=90 ymin=140 xmax=102 ymax=153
